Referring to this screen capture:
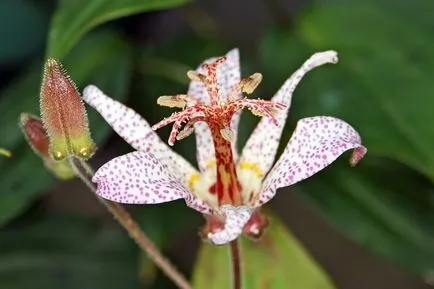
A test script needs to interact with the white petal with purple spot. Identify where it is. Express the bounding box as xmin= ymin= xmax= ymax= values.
xmin=207 ymin=205 xmax=253 ymax=245
xmin=93 ymin=151 xmax=213 ymax=214
xmin=239 ymin=51 xmax=338 ymax=177
xmin=257 ymin=116 xmax=366 ymax=206
xmin=83 ymin=85 xmax=198 ymax=188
